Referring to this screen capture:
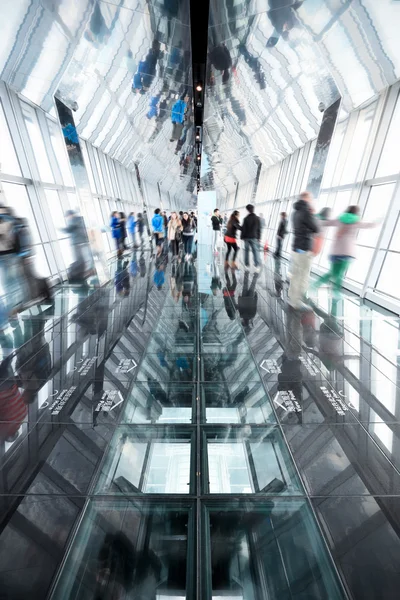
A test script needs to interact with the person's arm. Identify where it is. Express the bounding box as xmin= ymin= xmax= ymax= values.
xmin=358 ymin=221 xmax=379 ymax=229
xmin=304 ymin=210 xmax=320 ymax=234
xmin=257 ymin=218 xmax=261 ymax=240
